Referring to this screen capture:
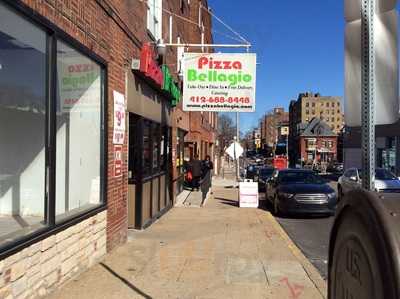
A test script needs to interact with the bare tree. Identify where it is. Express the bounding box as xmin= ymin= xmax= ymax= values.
xmin=217 ymin=114 xmax=236 ymax=154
